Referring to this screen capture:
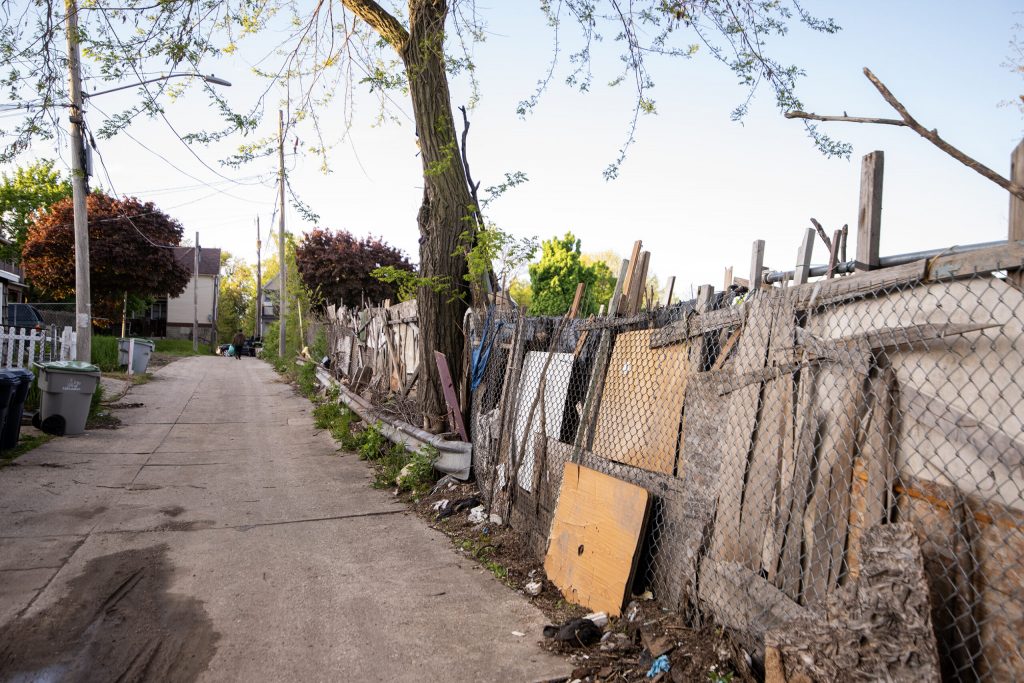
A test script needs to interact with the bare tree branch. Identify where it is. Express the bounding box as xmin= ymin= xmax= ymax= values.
xmin=787 ymin=67 xmax=1024 ymax=201
xmin=809 ymin=217 xmax=831 ymax=251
